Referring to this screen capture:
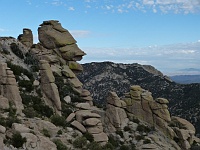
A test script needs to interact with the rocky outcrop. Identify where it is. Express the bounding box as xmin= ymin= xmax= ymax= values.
xmin=104 ymin=92 xmax=128 ymax=133
xmin=103 ymin=85 xmax=200 ymax=150
xmin=0 ymin=62 xmax=24 ymax=114
xmin=1 ymin=20 xmax=200 ymax=150
xmin=115 ymin=85 xmax=173 ymax=139
xmin=39 ymin=60 xmax=61 ymax=115
xmin=38 ymin=20 xmax=77 ymax=49
xmin=18 ymin=28 xmax=33 ymax=48
xmin=78 ymin=62 xmax=200 ymax=136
